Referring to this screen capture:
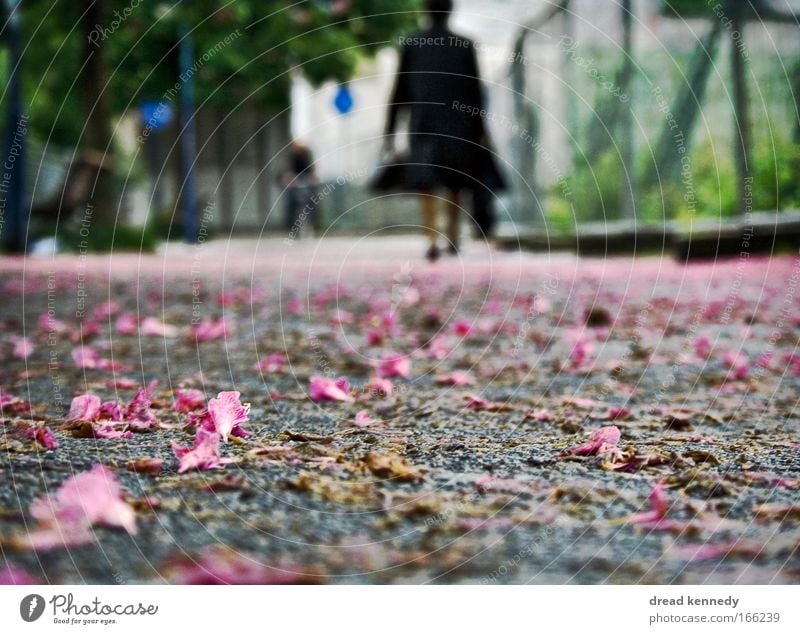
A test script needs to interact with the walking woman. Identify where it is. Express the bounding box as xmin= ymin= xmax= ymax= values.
xmin=383 ymin=0 xmax=501 ymax=261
